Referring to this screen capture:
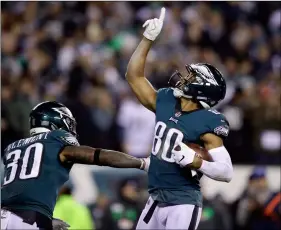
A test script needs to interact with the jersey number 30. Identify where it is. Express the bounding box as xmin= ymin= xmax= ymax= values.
xmin=3 ymin=143 xmax=43 ymax=185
